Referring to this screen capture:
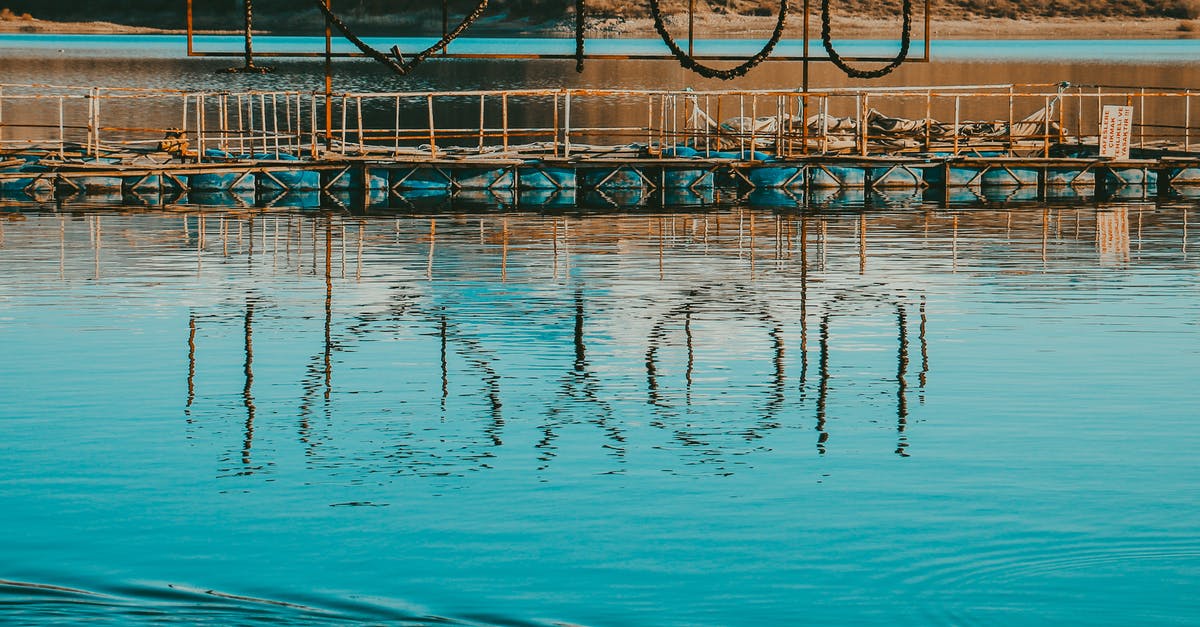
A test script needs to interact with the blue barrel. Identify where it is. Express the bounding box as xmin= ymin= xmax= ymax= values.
xmin=1166 ymin=167 xmax=1200 ymax=186
xmin=62 ymin=175 xmax=123 ymax=192
xmin=869 ymin=165 xmax=925 ymax=188
xmin=662 ymin=168 xmax=715 ymax=190
xmin=746 ymin=165 xmax=804 ymax=189
xmin=455 ymin=167 xmax=514 ymax=190
xmin=980 ymin=166 xmax=1039 ymax=187
xmin=258 ymin=169 xmax=321 ymax=192
xmin=1044 ymin=168 xmax=1095 ymax=188
xmin=1101 ymin=168 xmax=1158 ymax=199
xmin=809 ymin=165 xmax=866 ymax=189
xmin=322 ymin=167 xmax=388 ymax=191
xmin=579 ymin=167 xmax=644 ymax=190
xmin=391 ymin=166 xmax=452 ymax=191
xmin=190 ymin=171 xmax=255 ymax=192
xmin=122 ymin=174 xmax=162 ymax=194
xmin=518 ymin=166 xmax=575 ymax=190
xmin=925 ymin=164 xmax=983 ymax=188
